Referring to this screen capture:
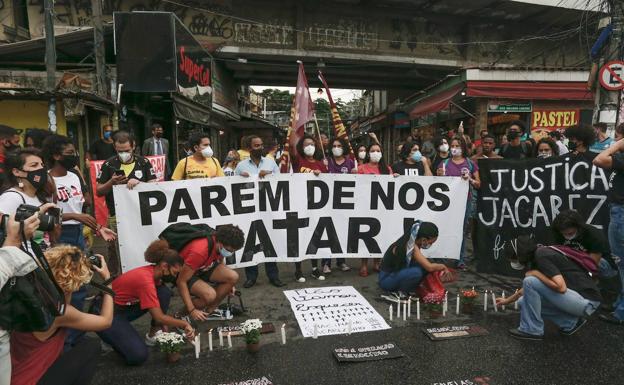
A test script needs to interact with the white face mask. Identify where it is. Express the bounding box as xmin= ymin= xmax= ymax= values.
xmin=358 ymin=151 xmax=367 ymax=160
xmin=439 ymin=143 xmax=449 ymax=153
xmin=369 ymin=151 xmax=382 ymax=163
xmin=118 ymin=151 xmax=132 ymax=163
xmin=563 ymin=231 xmax=577 ymax=241
xmin=201 ymin=146 xmax=214 ymax=158
xmin=451 ymin=147 xmax=462 ymax=157
xmin=303 ymin=144 xmax=316 ymax=157
xmin=421 ymin=242 xmax=432 ymax=250
xmin=332 ymin=147 xmax=343 ymax=157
